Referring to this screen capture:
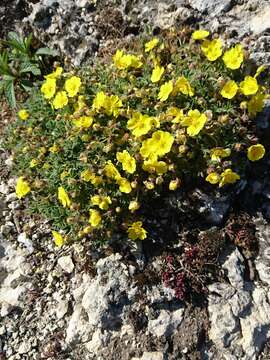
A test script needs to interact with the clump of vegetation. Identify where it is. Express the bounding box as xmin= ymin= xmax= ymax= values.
xmin=0 ymin=31 xmax=57 ymax=107
xmin=162 ymin=227 xmax=225 ymax=300
xmin=4 ymin=28 xmax=268 ymax=247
